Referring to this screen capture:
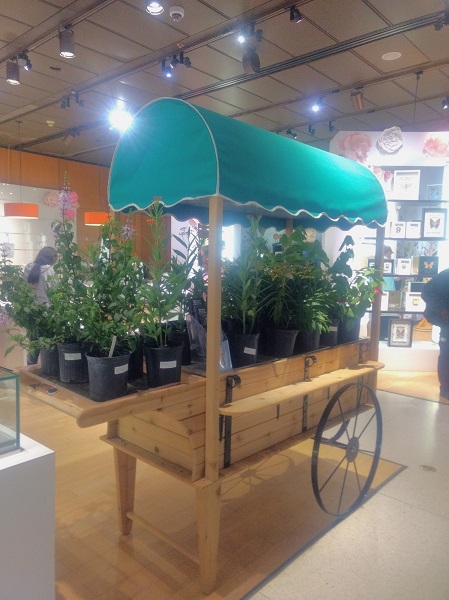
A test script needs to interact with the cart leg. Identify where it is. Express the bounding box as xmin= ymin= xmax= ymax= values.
xmin=114 ymin=447 xmax=136 ymax=535
xmin=195 ymin=478 xmax=221 ymax=594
